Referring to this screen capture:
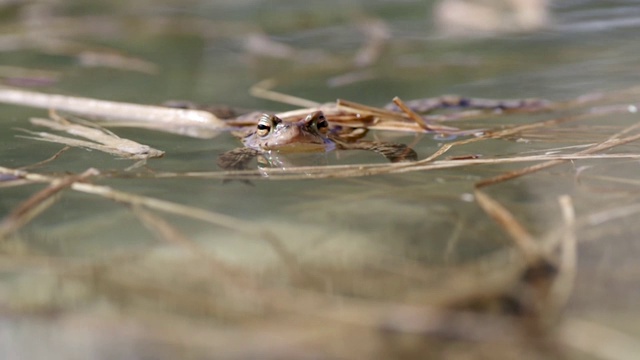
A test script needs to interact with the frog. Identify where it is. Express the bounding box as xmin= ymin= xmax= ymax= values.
xmin=216 ymin=110 xmax=417 ymax=170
